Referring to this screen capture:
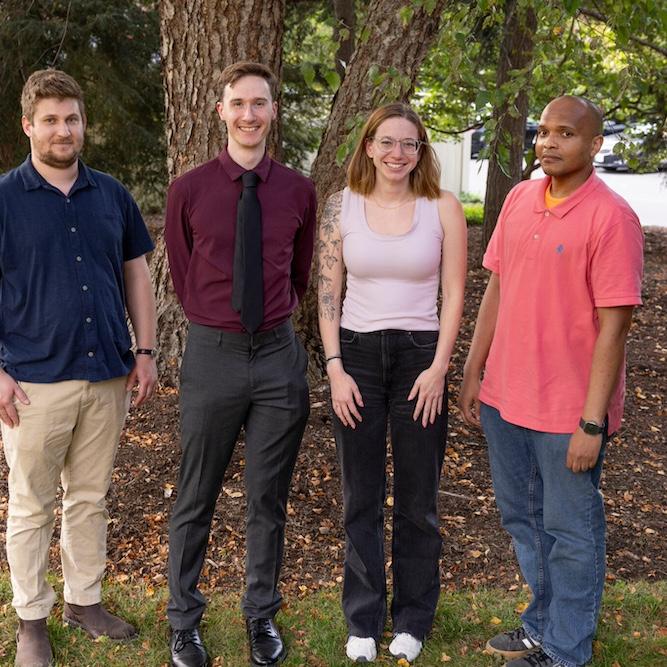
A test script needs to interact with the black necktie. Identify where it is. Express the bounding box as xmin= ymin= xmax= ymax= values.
xmin=232 ymin=171 xmax=263 ymax=333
